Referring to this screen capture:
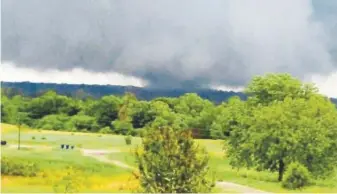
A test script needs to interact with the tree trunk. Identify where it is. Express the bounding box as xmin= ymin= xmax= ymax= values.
xmin=278 ymin=159 xmax=285 ymax=181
